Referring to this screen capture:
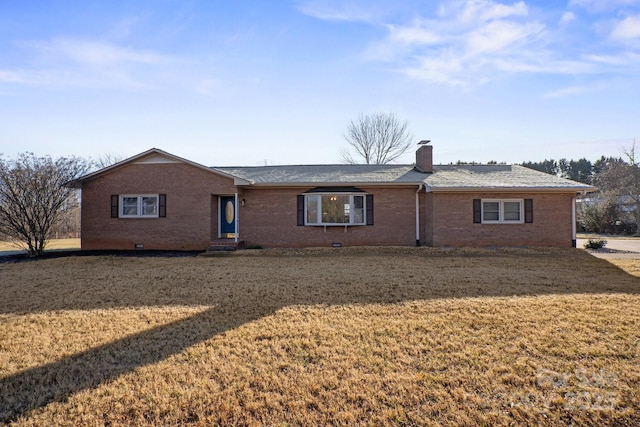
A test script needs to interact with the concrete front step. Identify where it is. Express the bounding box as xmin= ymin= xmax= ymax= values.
xmin=207 ymin=240 xmax=245 ymax=251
